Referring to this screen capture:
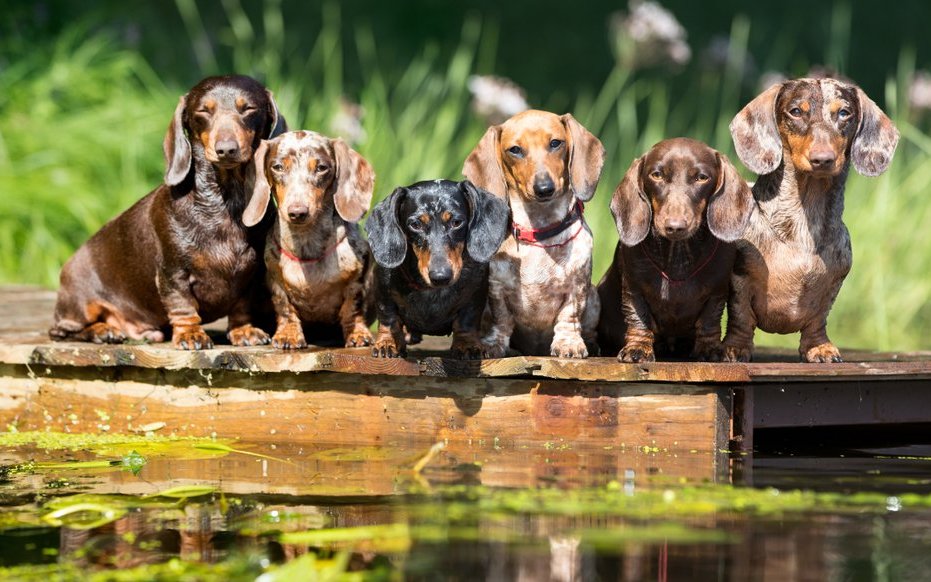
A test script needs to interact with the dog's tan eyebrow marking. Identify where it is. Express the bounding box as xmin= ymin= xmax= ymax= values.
xmin=419 ymin=214 xmax=430 ymax=224
xmin=441 ymin=211 xmax=452 ymax=222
